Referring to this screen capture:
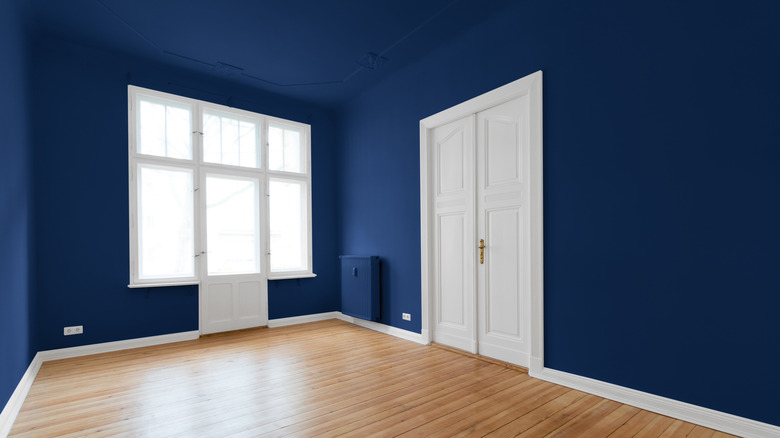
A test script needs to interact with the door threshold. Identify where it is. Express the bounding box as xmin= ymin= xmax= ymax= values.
xmin=430 ymin=342 xmax=528 ymax=373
